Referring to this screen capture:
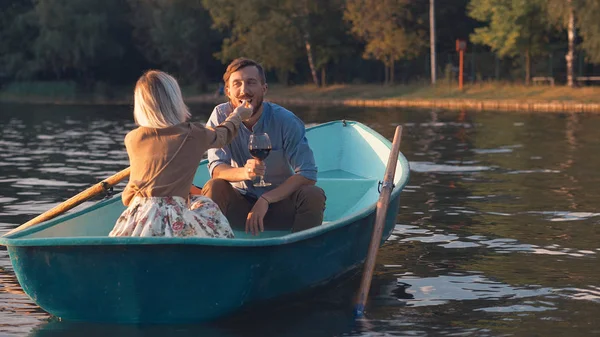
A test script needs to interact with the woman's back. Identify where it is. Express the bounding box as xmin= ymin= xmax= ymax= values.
xmin=122 ymin=122 xmax=237 ymax=206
